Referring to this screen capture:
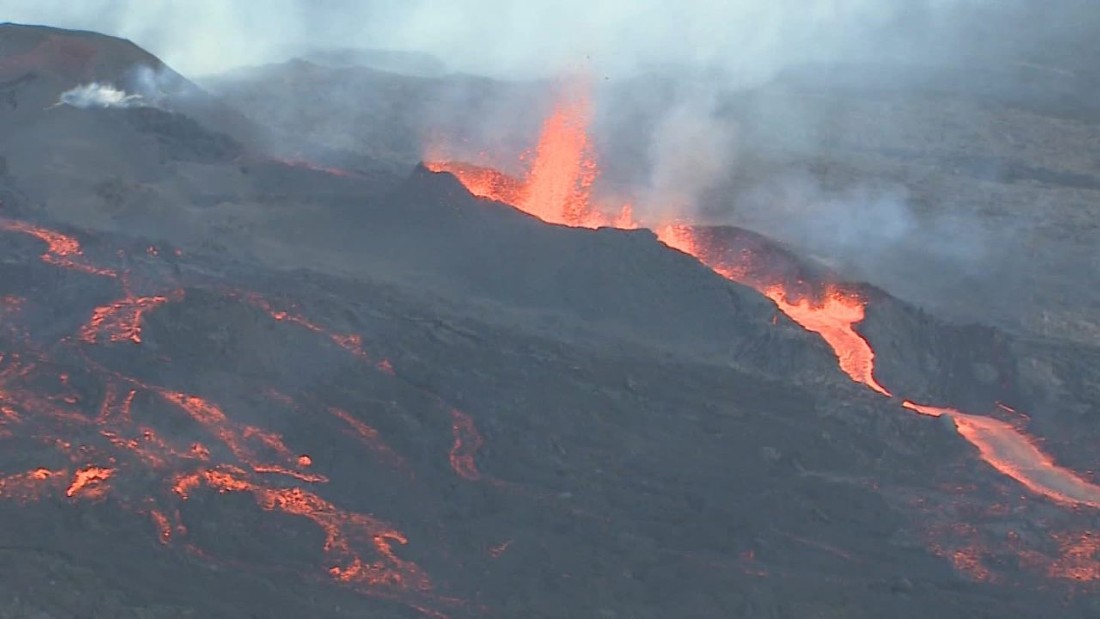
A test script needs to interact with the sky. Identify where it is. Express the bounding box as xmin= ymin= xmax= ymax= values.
xmin=1 ymin=0 xmax=1047 ymax=80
